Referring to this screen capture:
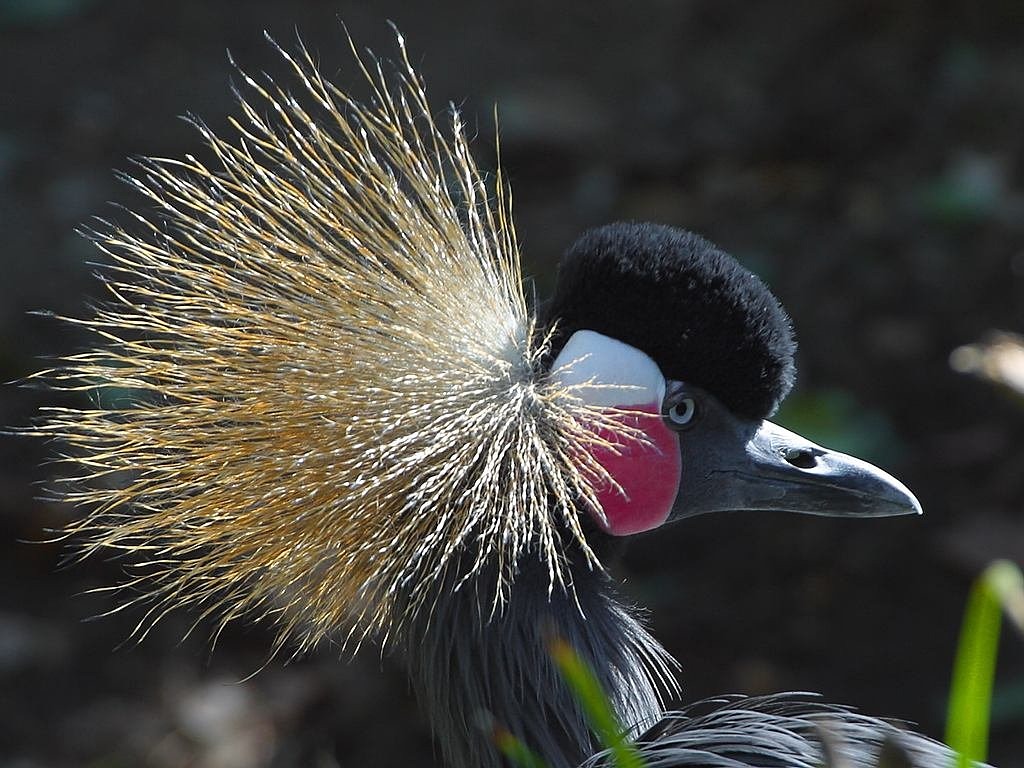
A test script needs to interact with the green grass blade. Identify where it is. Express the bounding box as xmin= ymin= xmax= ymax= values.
xmin=549 ymin=638 xmax=645 ymax=768
xmin=494 ymin=726 xmax=550 ymax=768
xmin=945 ymin=559 xmax=1024 ymax=766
